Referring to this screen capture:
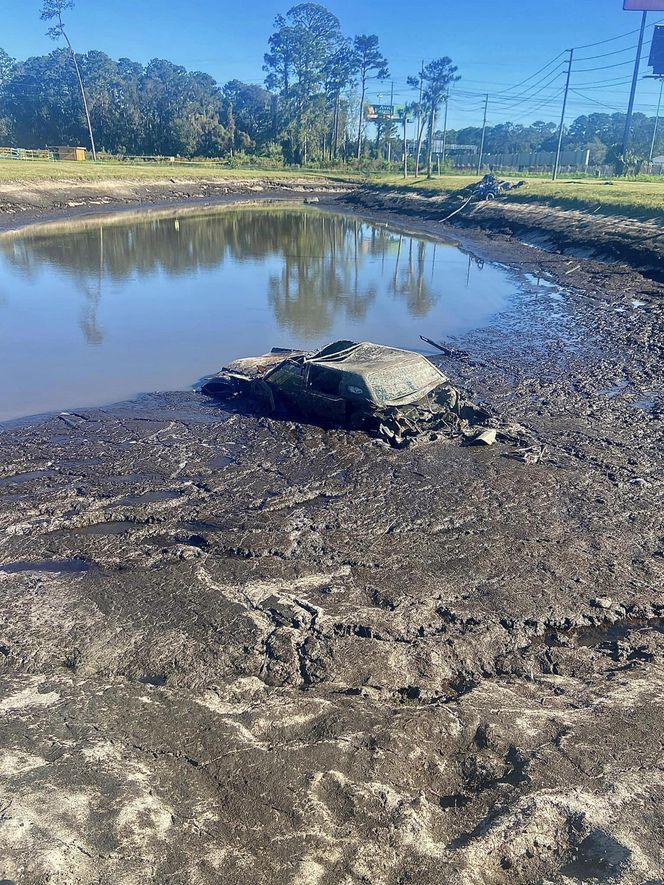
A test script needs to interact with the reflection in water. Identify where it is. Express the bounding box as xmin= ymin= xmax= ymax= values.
xmin=2 ymin=209 xmax=455 ymax=339
xmin=0 ymin=206 xmax=511 ymax=421
xmin=391 ymin=236 xmax=440 ymax=317
xmin=78 ymin=227 xmax=104 ymax=345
